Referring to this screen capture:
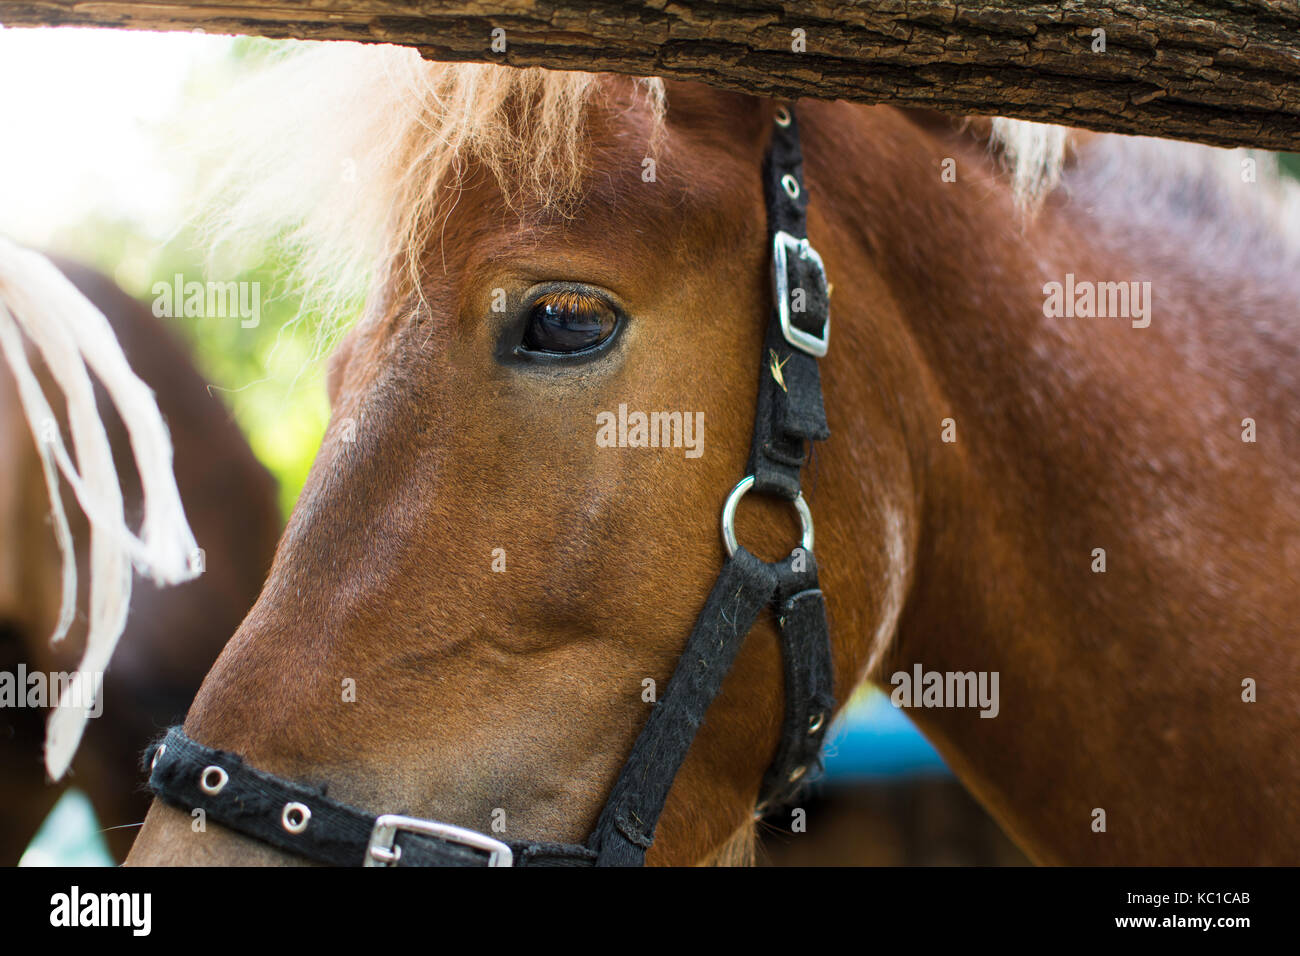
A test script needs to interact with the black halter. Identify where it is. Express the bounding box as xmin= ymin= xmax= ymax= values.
xmin=146 ymin=103 xmax=834 ymax=867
